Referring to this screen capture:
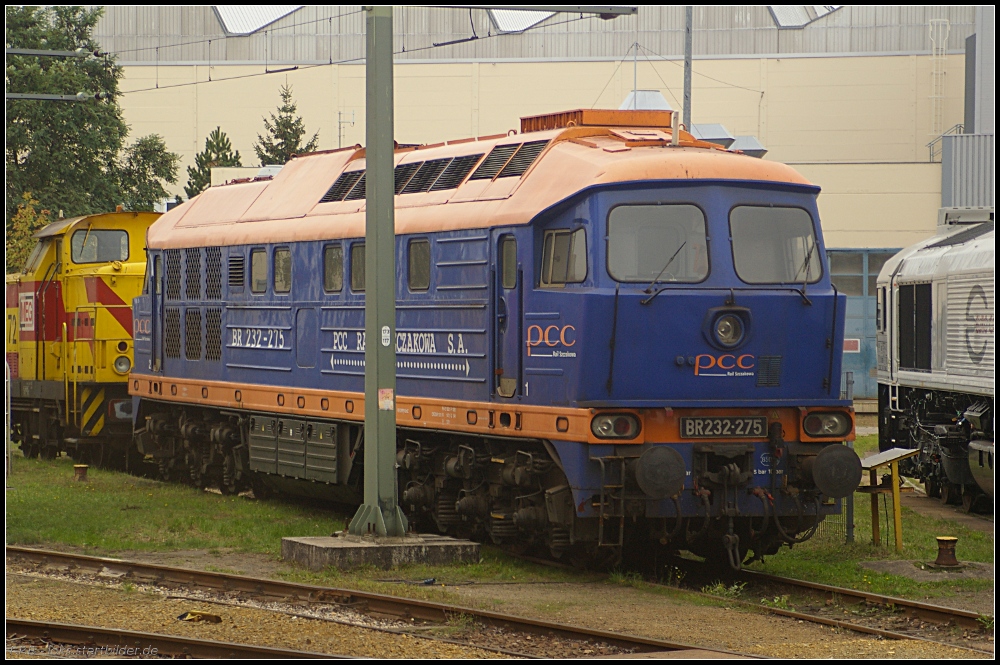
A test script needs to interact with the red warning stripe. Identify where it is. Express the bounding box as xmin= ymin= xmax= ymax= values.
xmin=84 ymin=276 xmax=133 ymax=336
